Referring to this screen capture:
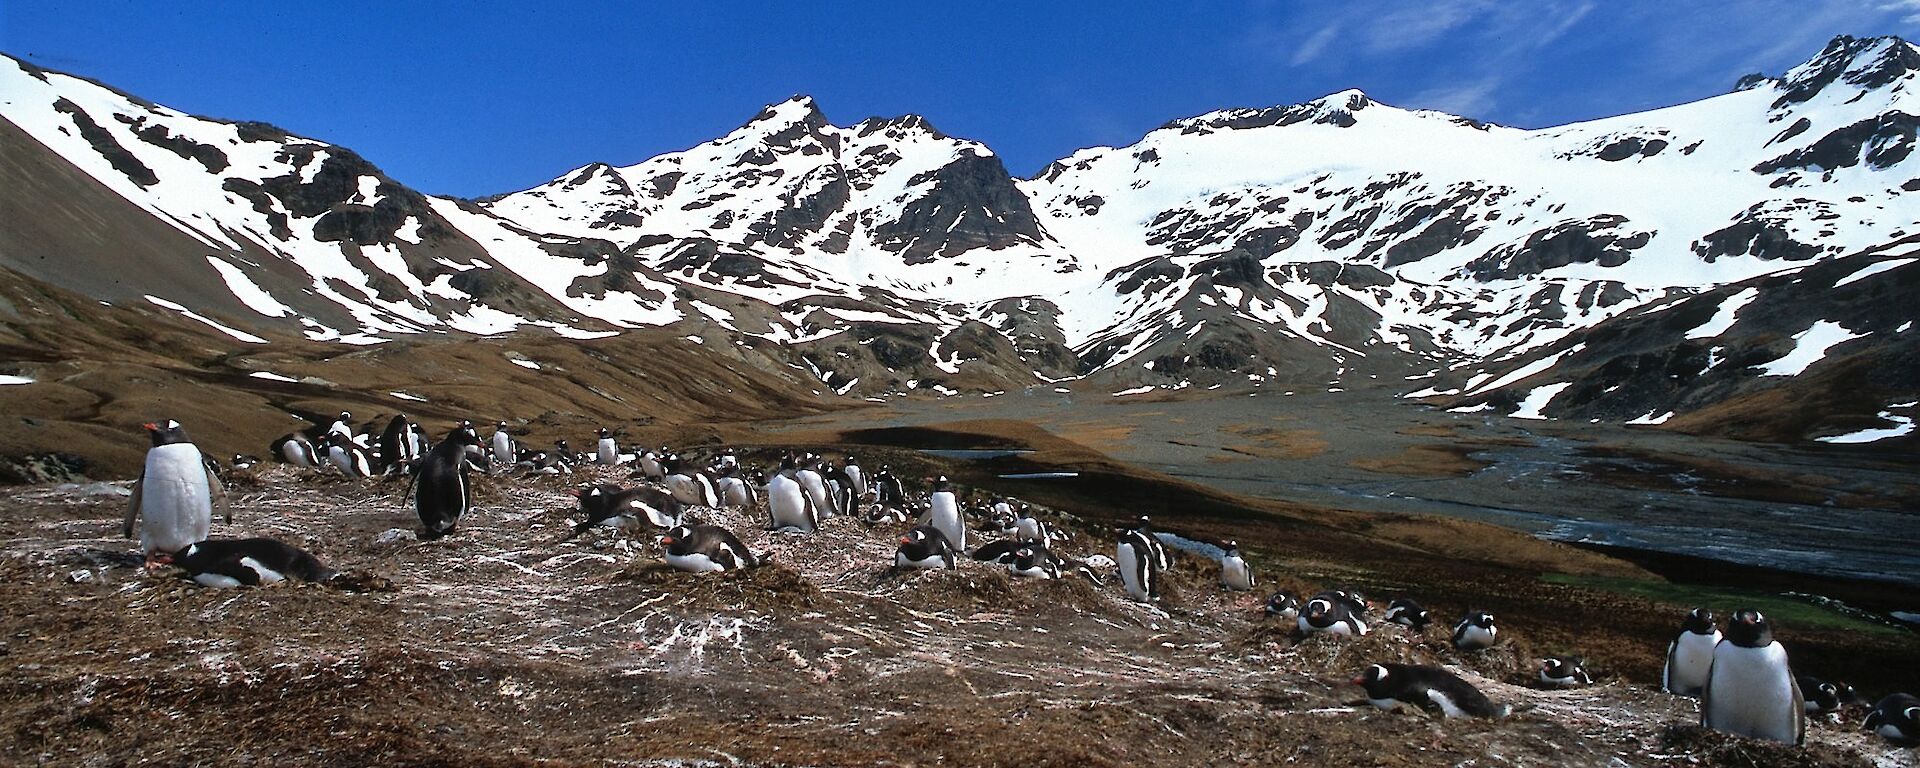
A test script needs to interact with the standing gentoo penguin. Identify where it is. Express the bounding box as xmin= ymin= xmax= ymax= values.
xmin=1300 ymin=592 xmax=1369 ymax=635
xmin=1452 ymin=610 xmax=1499 ymax=650
xmin=377 ymin=414 xmax=422 ymax=476
xmin=123 ymin=420 xmax=226 ymax=564
xmin=1663 ymin=607 xmax=1722 ymax=696
xmin=895 ymin=525 xmax=958 ymax=570
xmin=271 ymin=431 xmax=320 ymax=468
xmin=1864 ymin=693 xmax=1920 ymax=746
xmin=1218 ymin=540 xmax=1254 ymax=591
xmin=1384 ymin=598 xmax=1432 ymax=630
xmin=1353 ymin=664 xmax=1510 ymax=719
xmin=871 ymin=466 xmax=908 ymax=518
xmin=659 ymin=523 xmax=761 ymax=573
xmin=595 ymin=428 xmax=619 ymax=466
xmin=765 ymin=455 xmax=820 ymax=533
xmin=1702 ymin=609 xmax=1805 ymax=744
xmin=842 ymin=456 xmax=866 ymax=501
xmin=325 ymin=410 xmax=354 ymax=441
xmin=488 ymin=421 xmax=517 ymax=464
xmin=1797 ymin=676 xmax=1857 ymax=716
xmin=1263 ymin=591 xmax=1301 ymax=621
xmin=796 ymin=456 xmax=840 ymax=519
xmin=1115 ymin=516 xmax=1168 ymax=603
xmin=157 ymin=537 xmax=335 ymax=587
xmin=639 ymin=446 xmax=668 ymax=481
xmin=1014 ymin=504 xmax=1051 ymax=546
xmin=927 ymin=477 xmax=966 ymax=553
xmin=569 ymin=484 xmax=682 ymax=535
xmin=1538 ymin=656 xmax=1594 ymax=687
xmin=412 ymin=423 xmax=482 ymax=540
